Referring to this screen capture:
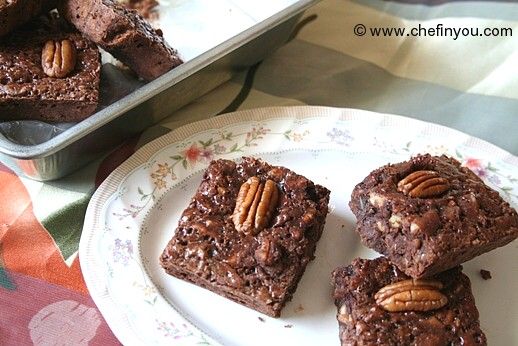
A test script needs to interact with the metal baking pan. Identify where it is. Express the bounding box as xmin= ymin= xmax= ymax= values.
xmin=0 ymin=0 xmax=320 ymax=181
